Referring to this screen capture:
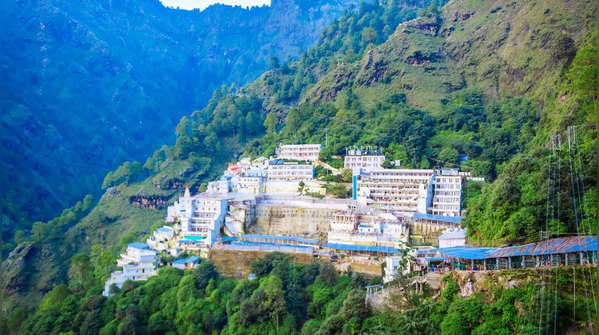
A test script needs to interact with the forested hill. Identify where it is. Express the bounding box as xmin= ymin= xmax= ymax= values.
xmin=0 ymin=0 xmax=359 ymax=232
xmin=1 ymin=0 xmax=598 ymax=320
